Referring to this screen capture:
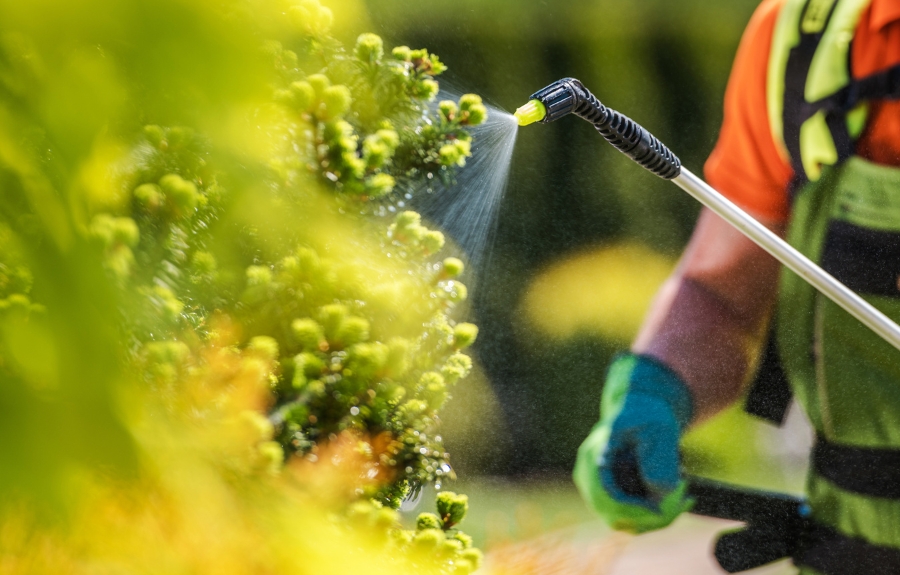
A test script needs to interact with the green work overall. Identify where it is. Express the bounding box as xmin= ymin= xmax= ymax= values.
xmin=782 ymin=159 xmax=900 ymax=573
xmin=765 ymin=0 xmax=900 ymax=572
